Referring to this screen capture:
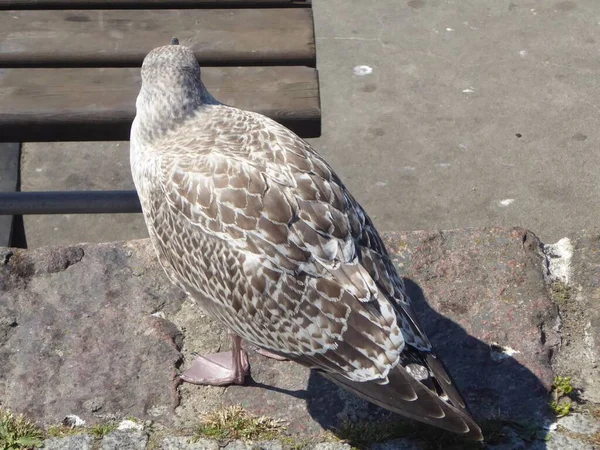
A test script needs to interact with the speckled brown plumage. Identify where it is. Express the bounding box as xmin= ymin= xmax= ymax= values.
xmin=130 ymin=43 xmax=482 ymax=440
